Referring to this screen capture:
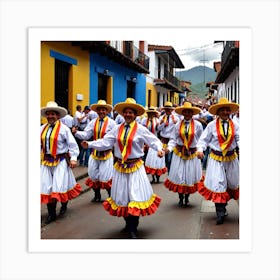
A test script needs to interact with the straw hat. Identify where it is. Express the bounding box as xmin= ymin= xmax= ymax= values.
xmin=90 ymin=100 xmax=113 ymax=113
xmin=146 ymin=106 xmax=160 ymax=118
xmin=208 ymin=97 xmax=239 ymax=115
xmin=162 ymin=101 xmax=174 ymax=110
xmin=114 ymin=98 xmax=145 ymax=116
xmin=175 ymin=102 xmax=201 ymax=115
xmin=41 ymin=101 xmax=67 ymax=118
xmin=146 ymin=106 xmax=158 ymax=114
